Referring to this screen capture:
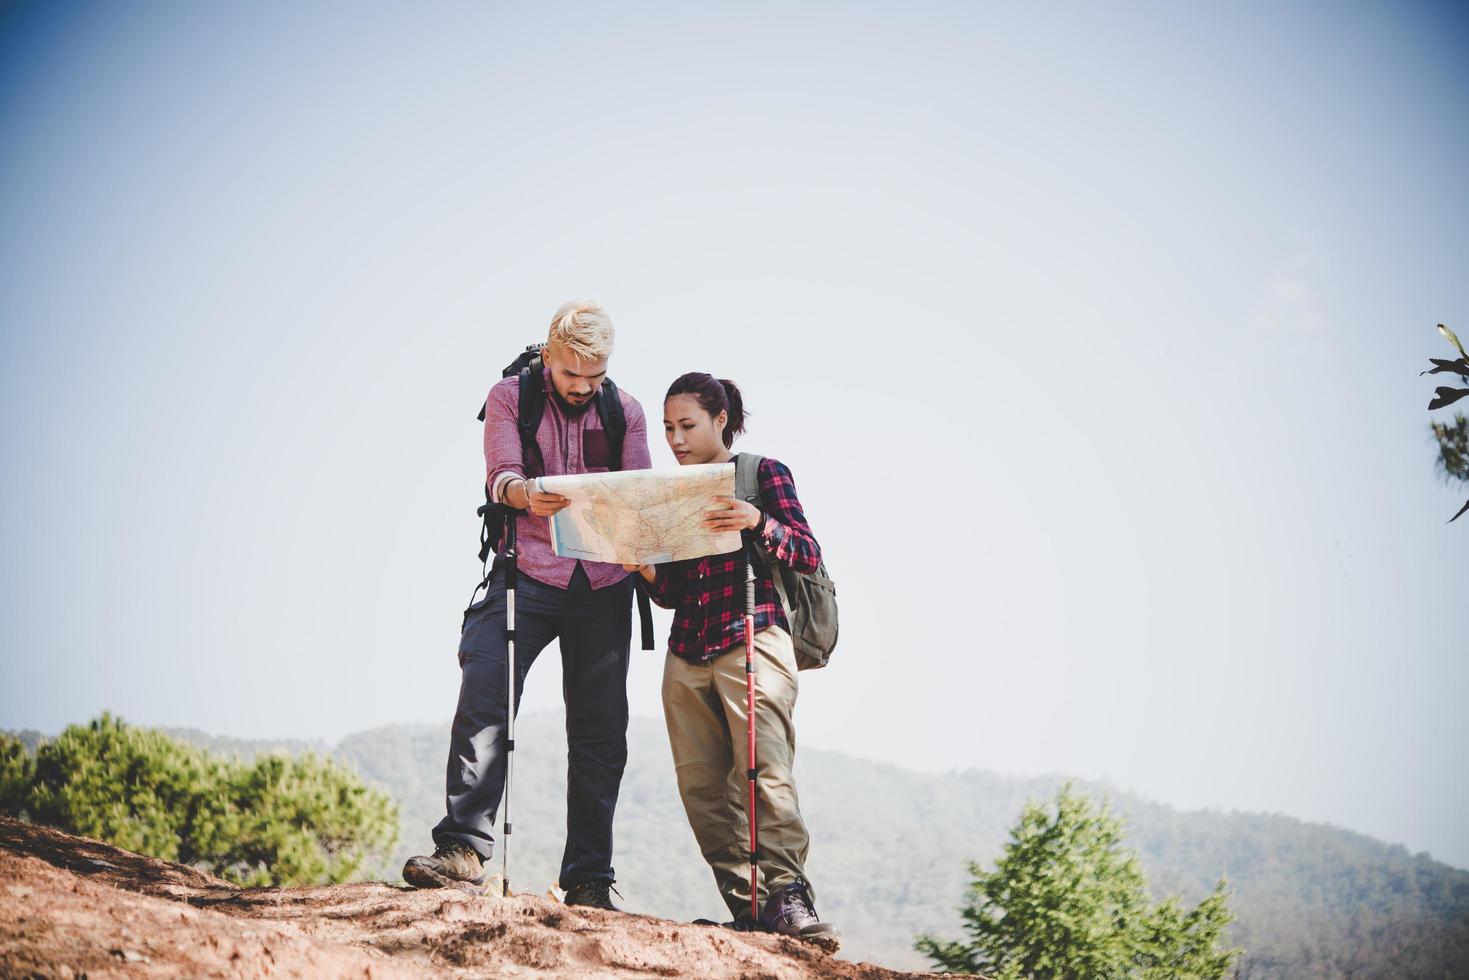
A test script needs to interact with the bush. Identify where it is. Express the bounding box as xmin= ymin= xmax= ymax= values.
xmin=213 ymin=751 xmax=401 ymax=886
xmin=1 ymin=733 xmax=36 ymax=816
xmin=7 ymin=714 xmax=397 ymax=887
